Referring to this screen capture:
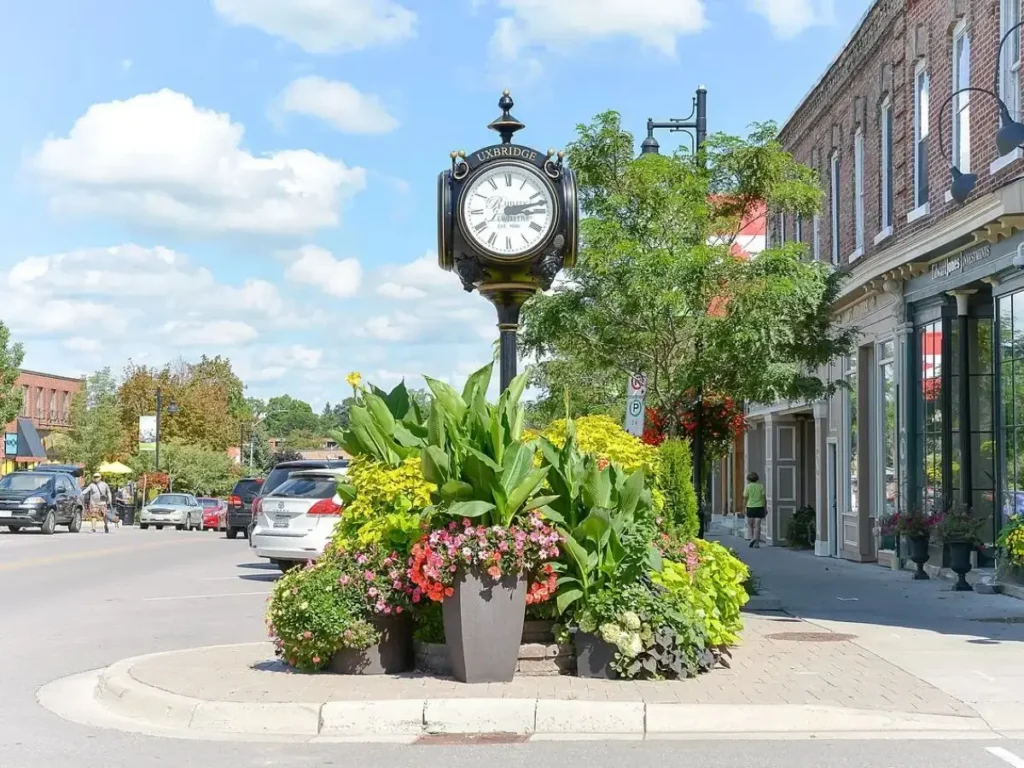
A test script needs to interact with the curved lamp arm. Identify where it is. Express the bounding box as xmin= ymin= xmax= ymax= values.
xmin=938 ymin=86 xmax=1005 ymax=203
